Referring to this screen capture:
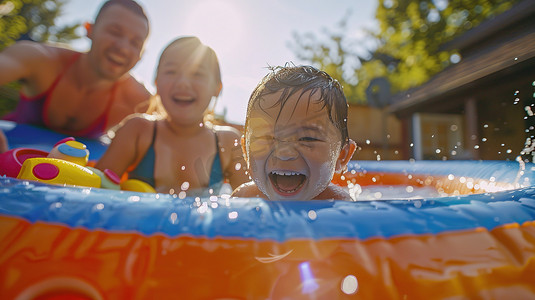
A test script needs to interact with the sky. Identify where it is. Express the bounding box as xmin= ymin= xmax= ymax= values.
xmin=59 ymin=0 xmax=378 ymax=125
